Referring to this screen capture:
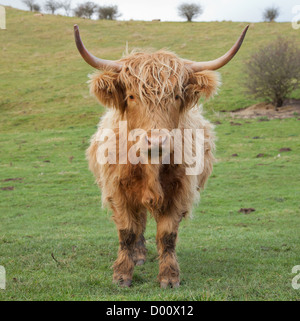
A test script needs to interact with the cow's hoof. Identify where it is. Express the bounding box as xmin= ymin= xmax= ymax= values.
xmin=121 ymin=279 xmax=132 ymax=287
xmin=160 ymin=281 xmax=169 ymax=289
xmin=135 ymin=259 xmax=145 ymax=266
xmin=113 ymin=277 xmax=132 ymax=287
xmin=160 ymin=279 xmax=180 ymax=289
